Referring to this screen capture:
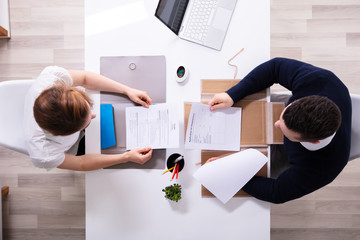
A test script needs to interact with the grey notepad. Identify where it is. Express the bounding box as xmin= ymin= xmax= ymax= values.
xmin=100 ymin=56 xmax=166 ymax=169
